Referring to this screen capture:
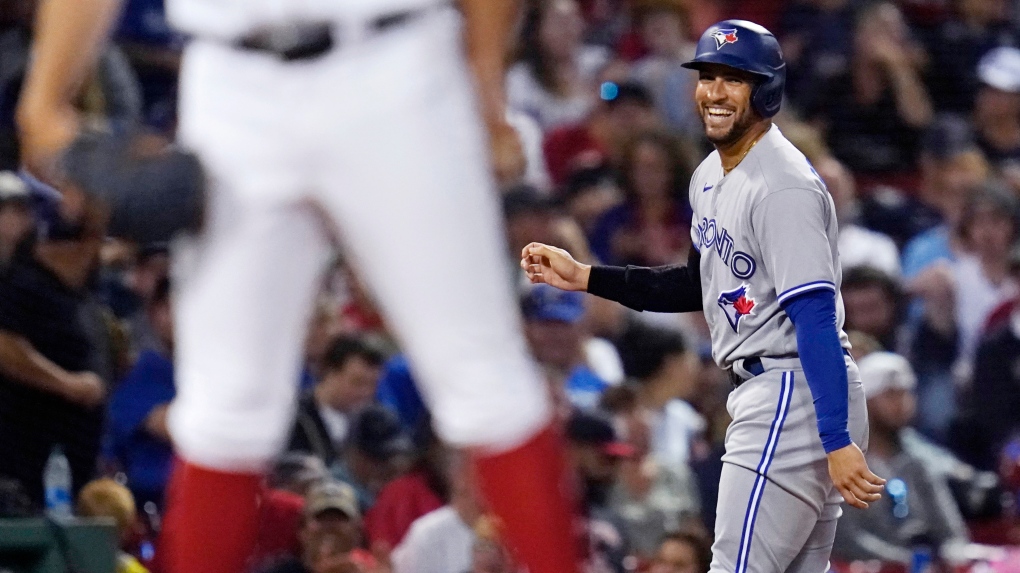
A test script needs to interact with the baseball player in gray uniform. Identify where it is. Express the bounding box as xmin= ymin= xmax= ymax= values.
xmin=524 ymin=20 xmax=886 ymax=573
